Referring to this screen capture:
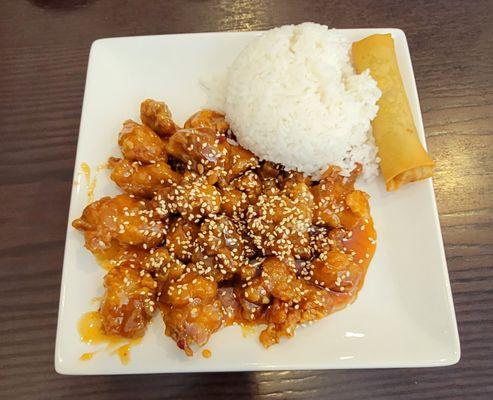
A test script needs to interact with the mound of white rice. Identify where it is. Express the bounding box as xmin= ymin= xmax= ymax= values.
xmin=207 ymin=22 xmax=381 ymax=180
